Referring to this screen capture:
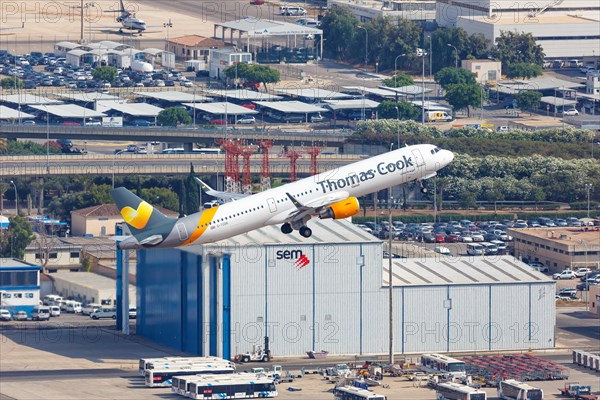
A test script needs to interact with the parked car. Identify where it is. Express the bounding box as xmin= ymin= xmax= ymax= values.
xmin=562 ymin=108 xmax=579 ymax=116
xmin=574 ymin=268 xmax=593 ymax=278
xmin=90 ymin=308 xmax=116 ymax=320
xmin=236 ymin=116 xmax=256 ymax=125
xmin=13 ymin=311 xmax=28 ymax=321
xmin=49 ymin=306 xmax=61 ymax=317
xmin=557 ymin=288 xmax=577 ymax=297
xmin=31 ymin=306 xmax=50 ymax=321
xmin=129 ymin=308 xmax=137 ymax=319
xmin=81 ymin=303 xmax=101 ymax=316
xmin=132 ymin=119 xmax=154 ymax=127
xmin=577 ymin=277 xmax=600 ymax=290
xmin=526 ymin=261 xmax=548 ymax=272
xmin=0 ymin=309 xmax=12 ymax=321
xmin=553 ymin=270 xmax=577 ymax=280
xmin=66 ymin=301 xmax=82 ymax=313
xmin=310 ymin=113 xmax=325 ymax=123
